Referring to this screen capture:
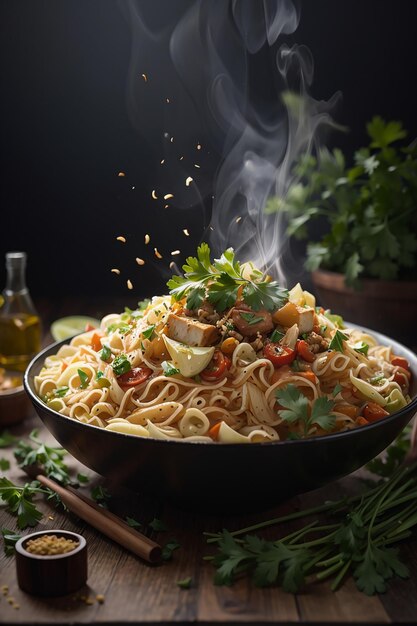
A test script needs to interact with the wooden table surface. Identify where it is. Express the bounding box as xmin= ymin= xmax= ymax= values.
xmin=1 ymin=298 xmax=417 ymax=625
